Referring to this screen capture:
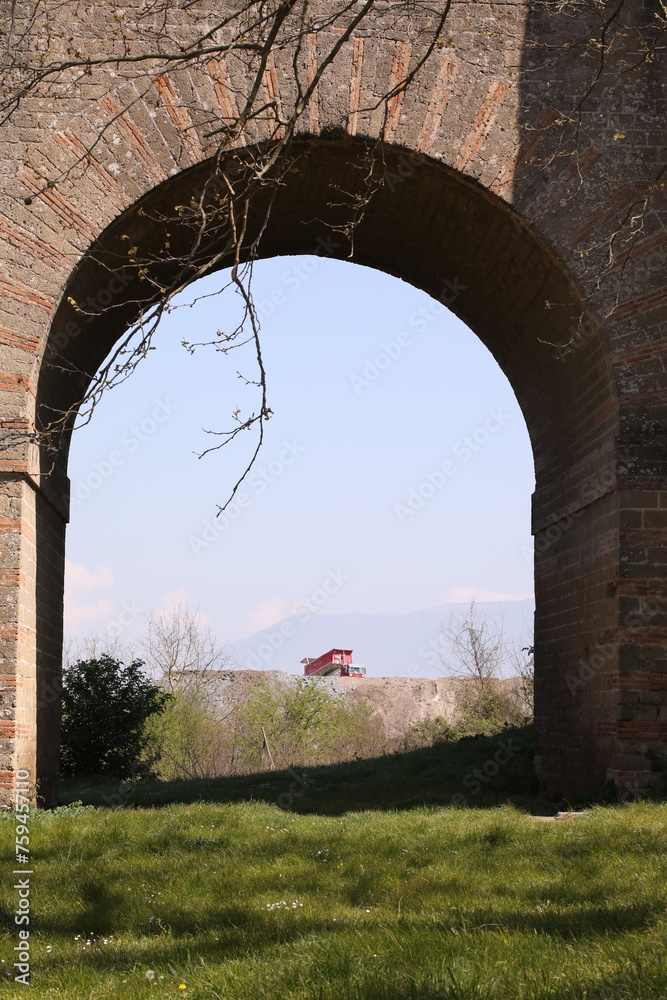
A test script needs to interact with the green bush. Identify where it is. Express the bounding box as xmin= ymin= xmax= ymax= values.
xmin=403 ymin=715 xmax=456 ymax=750
xmin=452 ymin=678 xmax=528 ymax=738
xmin=232 ymin=677 xmax=385 ymax=771
xmin=439 ymin=602 xmax=534 ymax=740
xmin=143 ymin=685 xmax=228 ymax=780
xmin=60 ymin=655 xmax=171 ymax=779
